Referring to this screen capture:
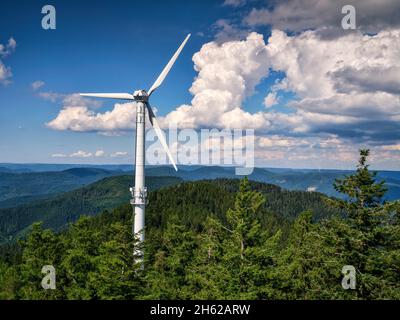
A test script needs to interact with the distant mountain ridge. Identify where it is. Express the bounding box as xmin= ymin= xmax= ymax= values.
xmin=0 ymin=163 xmax=133 ymax=173
xmin=1 ymin=165 xmax=399 ymax=210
